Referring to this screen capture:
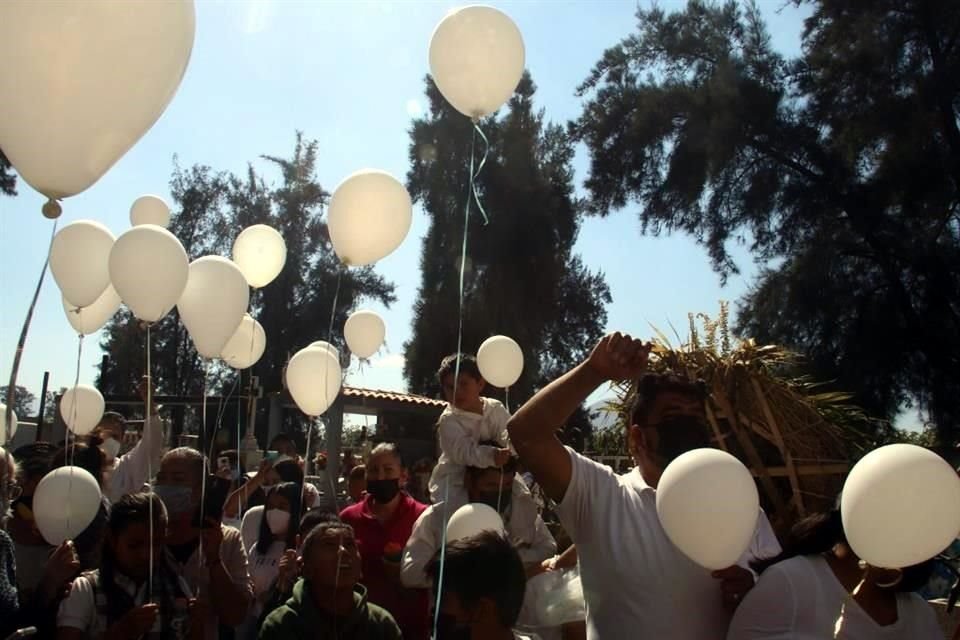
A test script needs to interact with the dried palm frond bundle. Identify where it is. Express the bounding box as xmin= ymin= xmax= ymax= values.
xmin=604 ymin=302 xmax=878 ymax=531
